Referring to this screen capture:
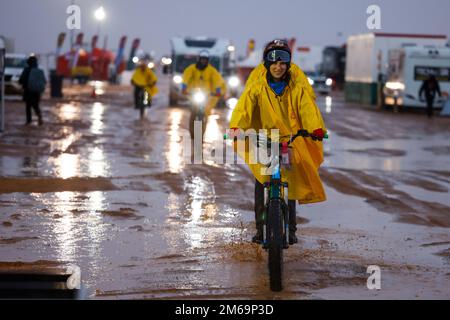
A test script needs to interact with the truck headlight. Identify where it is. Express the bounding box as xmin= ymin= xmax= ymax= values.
xmin=173 ymin=75 xmax=183 ymax=84
xmin=386 ymin=82 xmax=405 ymax=91
xmin=326 ymin=78 xmax=333 ymax=86
xmin=308 ymin=77 xmax=314 ymax=85
xmin=228 ymin=76 xmax=240 ymax=88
